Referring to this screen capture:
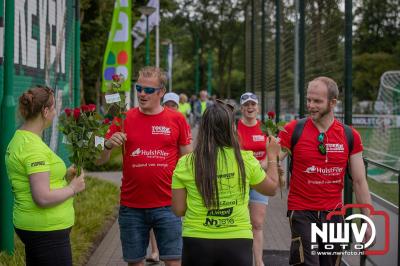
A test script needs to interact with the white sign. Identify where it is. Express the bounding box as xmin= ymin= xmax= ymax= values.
xmin=95 ymin=136 xmax=105 ymax=149
xmin=105 ymin=93 xmax=121 ymax=103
